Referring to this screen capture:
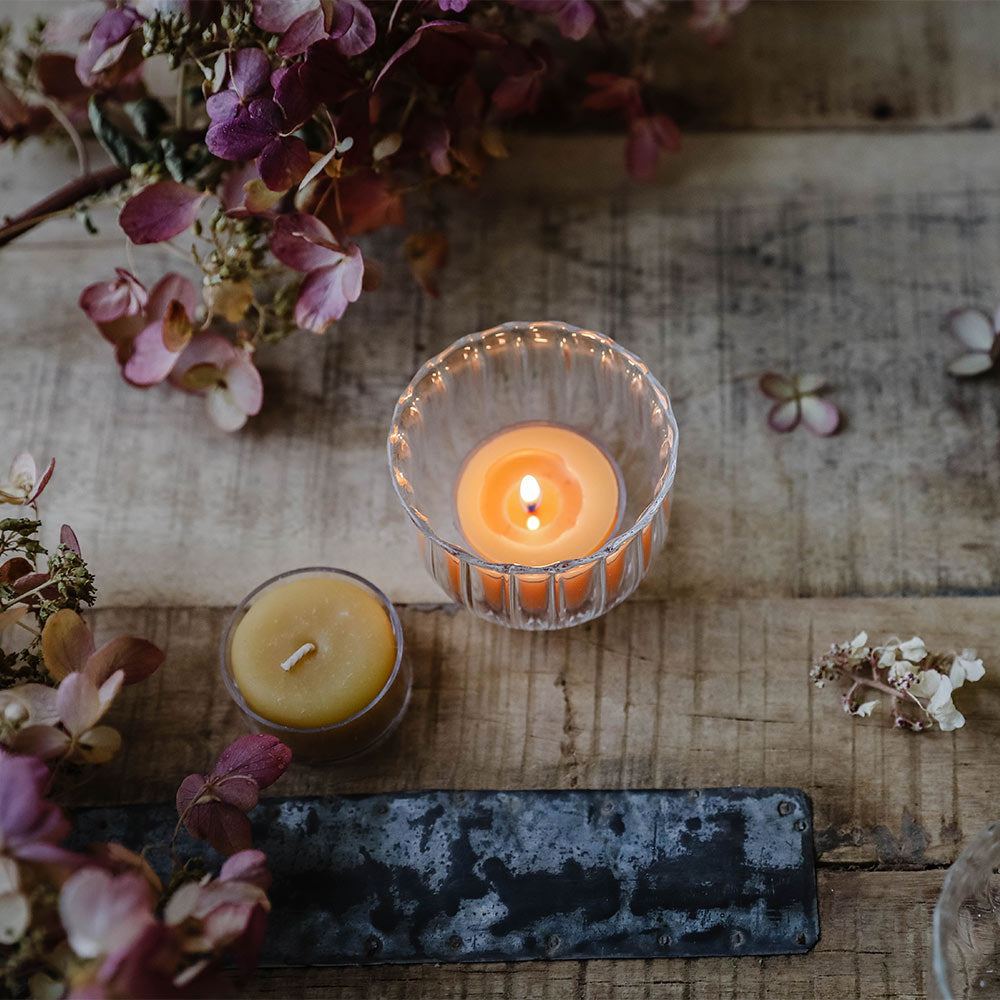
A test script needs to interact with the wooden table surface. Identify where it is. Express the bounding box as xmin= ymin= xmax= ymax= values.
xmin=4 ymin=2 xmax=1000 ymax=997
